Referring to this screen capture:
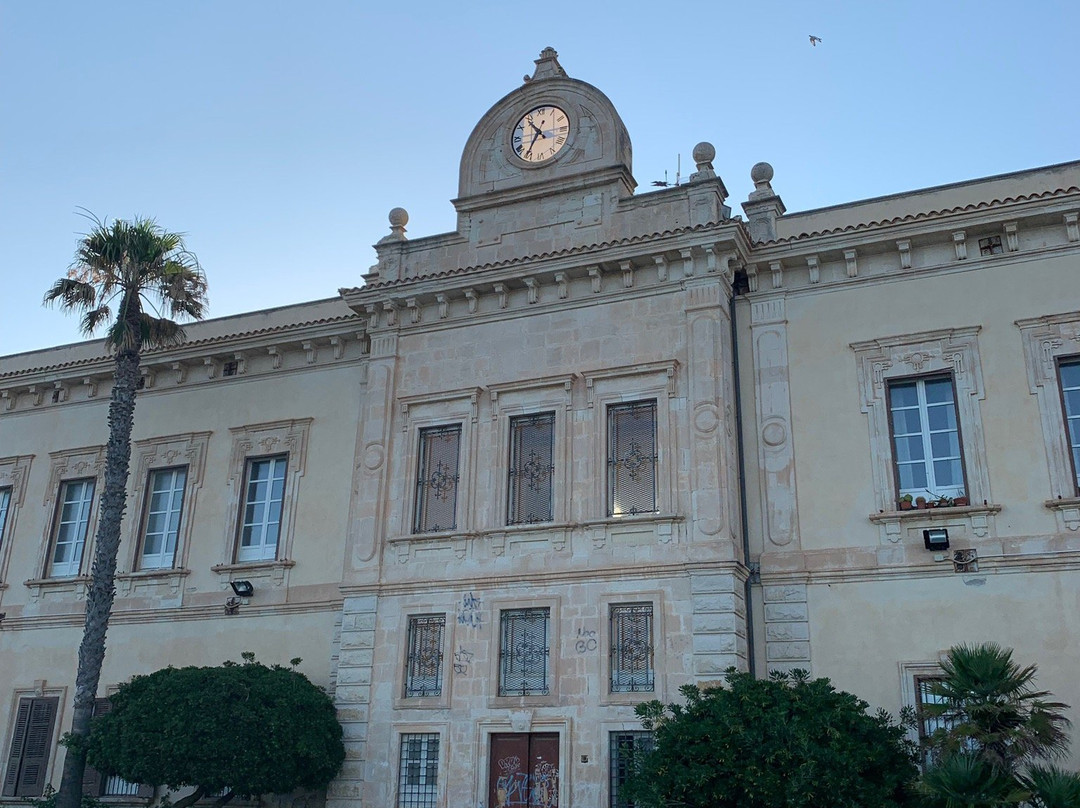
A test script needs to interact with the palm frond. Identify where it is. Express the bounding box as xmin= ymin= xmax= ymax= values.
xmin=1024 ymin=765 xmax=1080 ymax=808
xmin=79 ymin=306 xmax=113 ymax=336
xmin=139 ymin=314 xmax=185 ymax=350
xmin=43 ymin=277 xmax=97 ymax=310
